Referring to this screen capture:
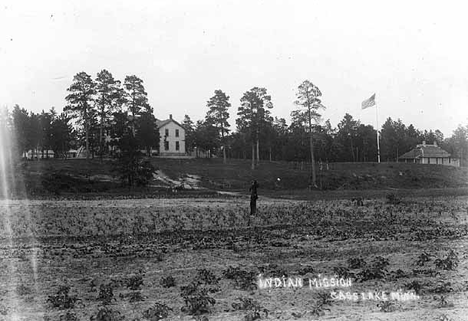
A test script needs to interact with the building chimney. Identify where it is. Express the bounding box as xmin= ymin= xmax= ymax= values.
xmin=169 ymin=114 xmax=172 ymax=120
